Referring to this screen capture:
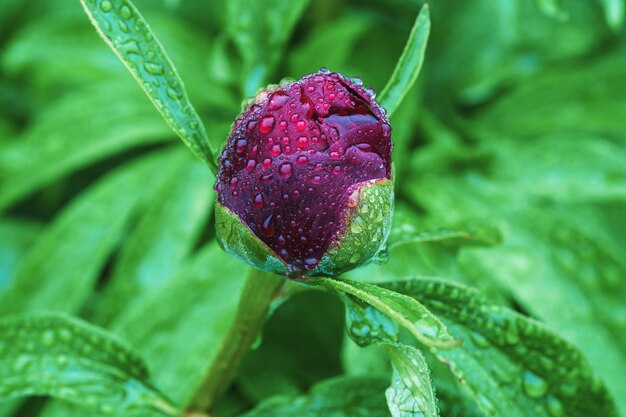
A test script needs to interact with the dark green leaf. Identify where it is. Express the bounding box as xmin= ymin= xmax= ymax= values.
xmin=238 ymin=376 xmax=390 ymax=417
xmin=94 ymin=152 xmax=213 ymax=325
xmin=80 ymin=0 xmax=217 ymax=171
xmin=0 ymin=149 xmax=182 ymax=316
xmin=0 ymin=312 xmax=178 ymax=416
xmin=379 ymin=5 xmax=430 ymax=117
xmin=110 ymin=242 xmax=250 ymax=406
